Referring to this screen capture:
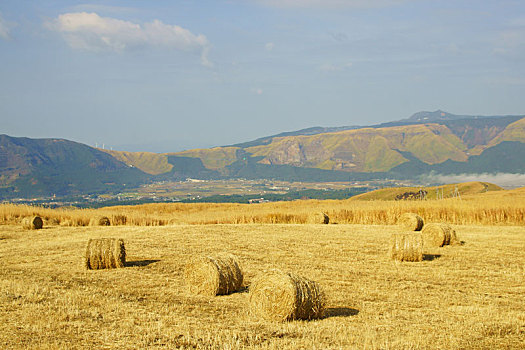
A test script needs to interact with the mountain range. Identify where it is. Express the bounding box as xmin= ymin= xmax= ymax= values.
xmin=1 ymin=110 xmax=525 ymax=198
